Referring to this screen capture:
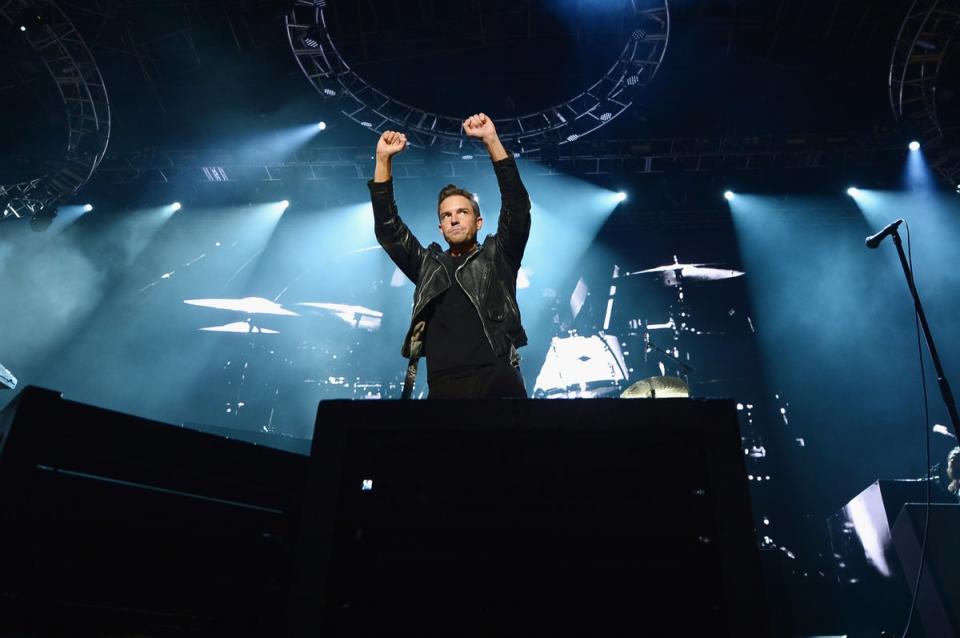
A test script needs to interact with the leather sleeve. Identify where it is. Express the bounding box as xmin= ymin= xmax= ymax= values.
xmin=368 ymin=178 xmax=426 ymax=283
xmin=491 ymin=155 xmax=531 ymax=271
